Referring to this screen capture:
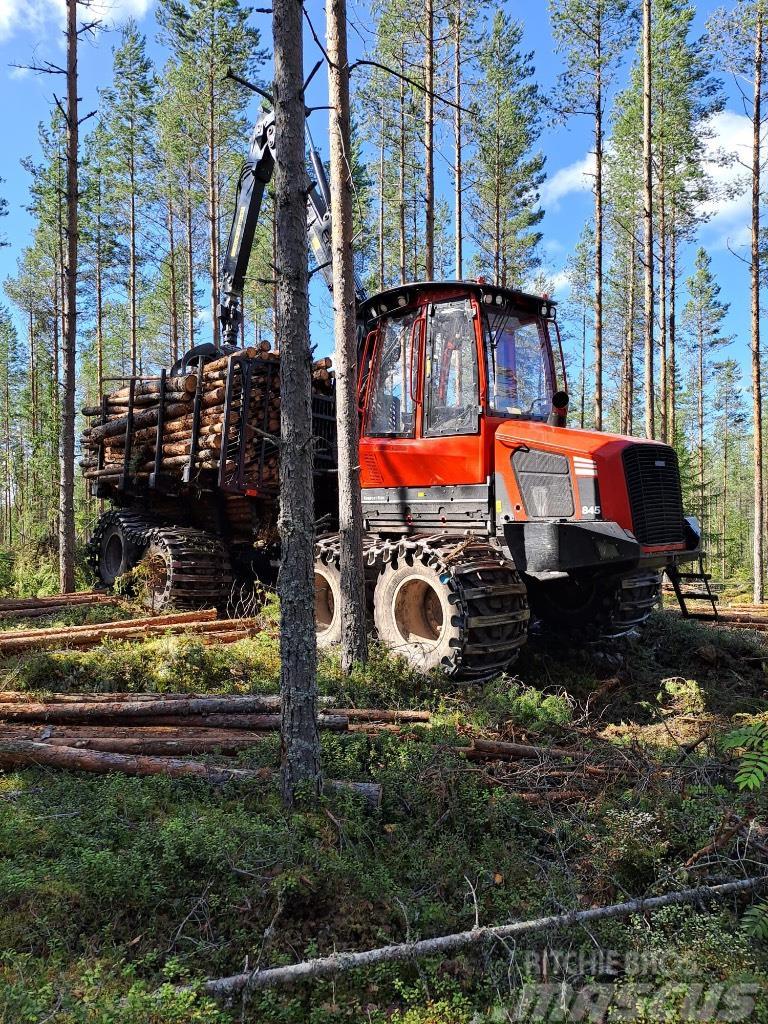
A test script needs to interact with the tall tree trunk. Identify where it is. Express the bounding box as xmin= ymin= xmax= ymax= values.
xmin=327 ymin=0 xmax=368 ymax=672
xmin=697 ymin=315 xmax=705 ymax=532
xmin=752 ymin=6 xmax=765 ymax=603
xmin=273 ymin=0 xmax=321 ymax=807
xmin=424 ymin=0 xmax=434 ymax=278
xmin=208 ymin=66 xmax=220 ymax=348
xmin=659 ymin=170 xmax=668 ymax=444
xmin=398 ymin=58 xmax=406 ymax=286
xmin=378 ymin=117 xmax=385 ymax=289
xmin=59 ymin=0 xmax=78 ymax=593
xmin=642 ymin=0 xmax=655 ymax=439
xmin=168 ymin=192 xmax=179 ymax=365
xmin=722 ymin=403 xmax=729 ymax=579
xmin=593 ymin=40 xmax=603 ymax=431
xmin=669 ymin=224 xmax=677 ymax=442
xmin=129 ymin=156 xmax=137 ymax=376
xmin=186 ymin=168 xmax=195 ymax=349
xmin=95 ymin=191 xmax=104 ymax=399
xmin=622 ymin=237 xmax=636 ymax=436
xmin=453 ymin=7 xmax=462 ymax=280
